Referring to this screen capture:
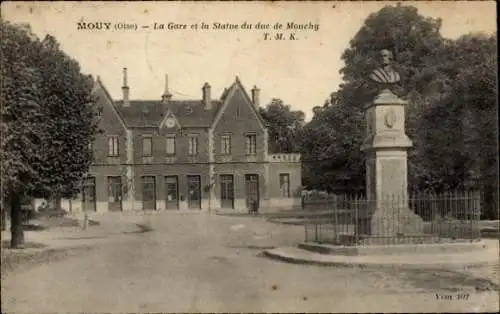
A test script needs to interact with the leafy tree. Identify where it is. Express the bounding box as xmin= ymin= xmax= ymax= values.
xmin=338 ymin=4 xmax=448 ymax=191
xmin=301 ymin=4 xmax=498 ymax=218
xmin=416 ymin=33 xmax=498 ymax=217
xmin=33 ymin=35 xmax=97 ymax=204
xmin=301 ymin=4 xmax=447 ymax=192
xmin=259 ymin=98 xmax=305 ymax=153
xmin=300 ymin=90 xmax=365 ymax=192
xmin=0 ymin=20 xmax=98 ymax=248
xmin=301 ymin=4 xmax=470 ymax=193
